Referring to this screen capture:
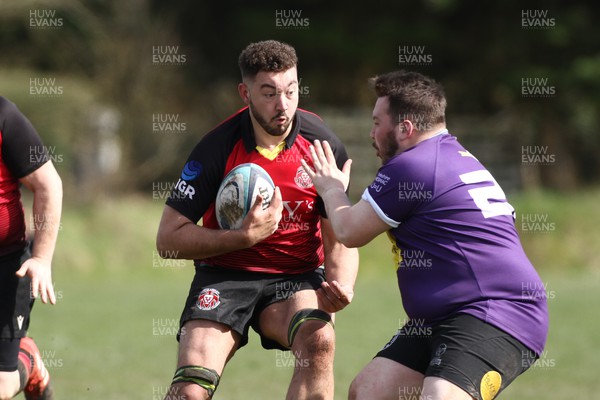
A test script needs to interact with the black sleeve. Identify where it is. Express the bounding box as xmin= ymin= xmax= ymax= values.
xmin=0 ymin=97 xmax=49 ymax=178
xmin=165 ymin=126 xmax=237 ymax=224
